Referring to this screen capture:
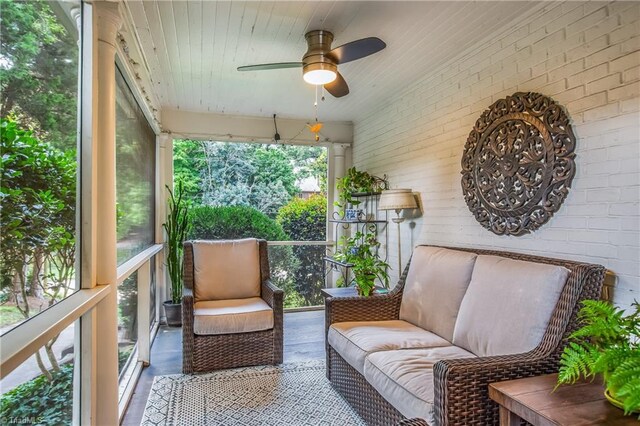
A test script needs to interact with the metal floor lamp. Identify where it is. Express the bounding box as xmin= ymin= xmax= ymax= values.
xmin=378 ymin=189 xmax=417 ymax=273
